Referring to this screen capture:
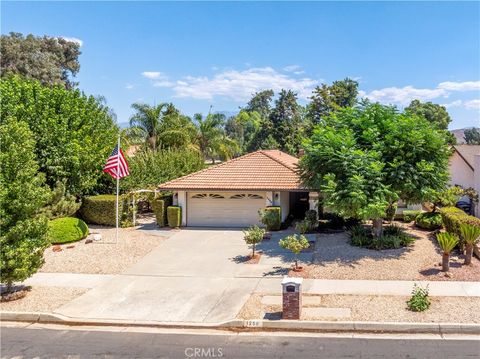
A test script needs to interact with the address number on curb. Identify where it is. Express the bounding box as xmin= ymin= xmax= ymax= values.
xmin=244 ymin=320 xmax=262 ymax=328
